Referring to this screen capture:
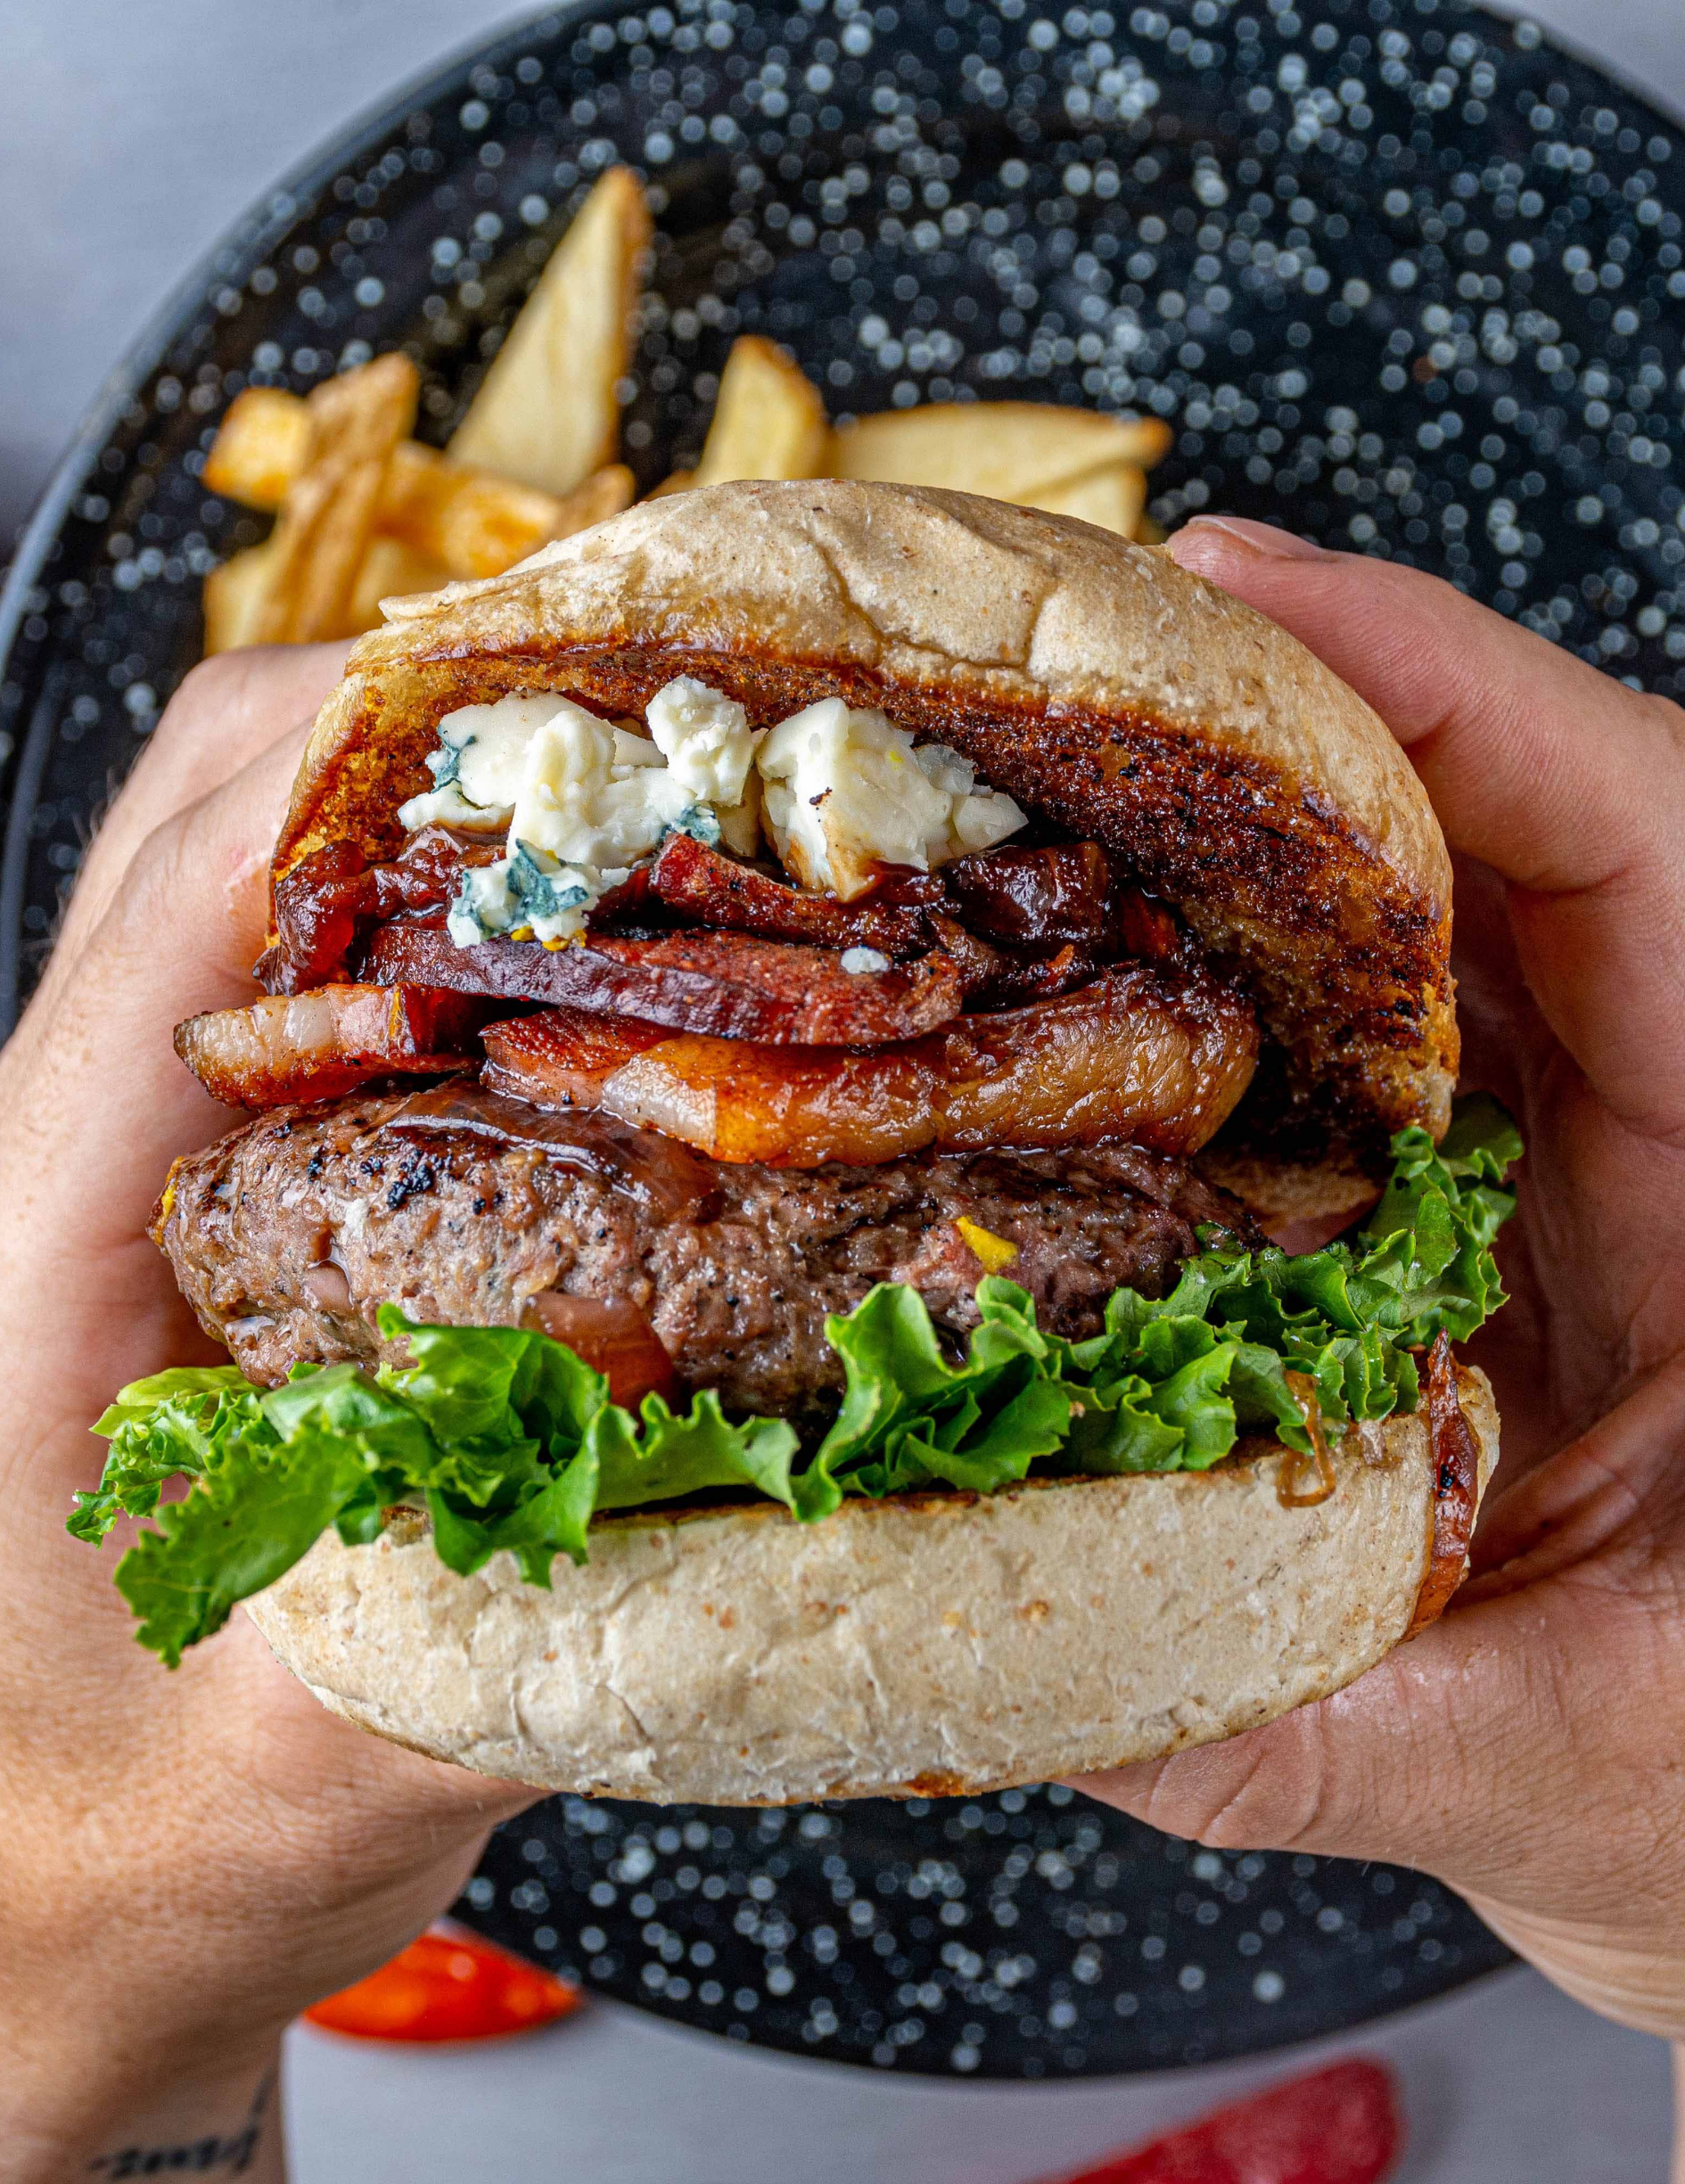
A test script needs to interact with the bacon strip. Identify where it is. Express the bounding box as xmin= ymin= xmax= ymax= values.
xmin=177 ymin=985 xmax=493 ymax=1109
xmin=481 ymin=967 xmax=1259 ymax=1168
xmin=645 ymin=833 xmax=933 ymax=955
xmin=265 ymin=828 xmax=497 ymax=994
xmin=941 ymin=840 xmax=1114 ymax=942
xmin=361 ymin=919 xmax=966 ymax=1045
